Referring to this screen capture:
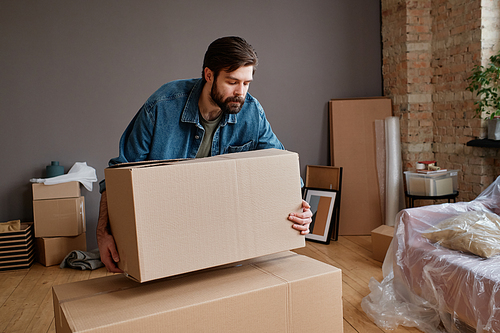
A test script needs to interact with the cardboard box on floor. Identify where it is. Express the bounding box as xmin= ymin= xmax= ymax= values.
xmin=36 ymin=233 xmax=87 ymax=266
xmin=371 ymin=225 xmax=394 ymax=262
xmin=32 ymin=181 xmax=81 ymax=200
xmin=33 ymin=197 xmax=85 ymax=237
xmin=104 ymin=149 xmax=305 ymax=282
xmin=52 ymin=252 xmax=343 ymax=333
